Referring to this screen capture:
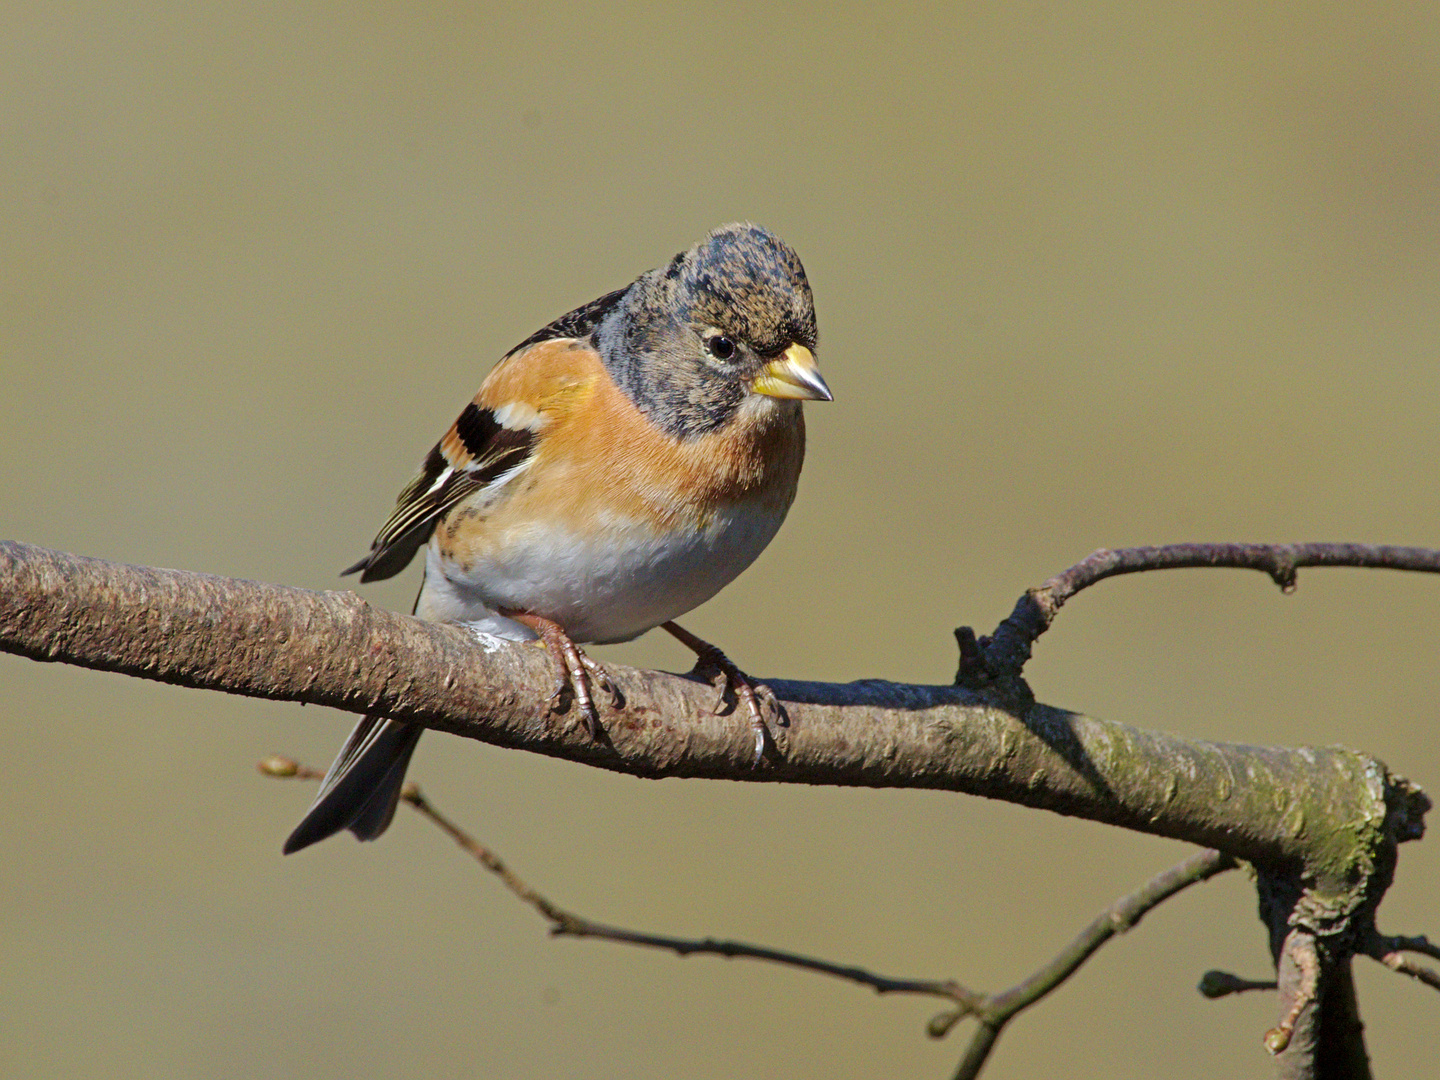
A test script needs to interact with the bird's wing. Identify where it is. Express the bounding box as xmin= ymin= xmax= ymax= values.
xmin=343 ymin=291 xmax=629 ymax=583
